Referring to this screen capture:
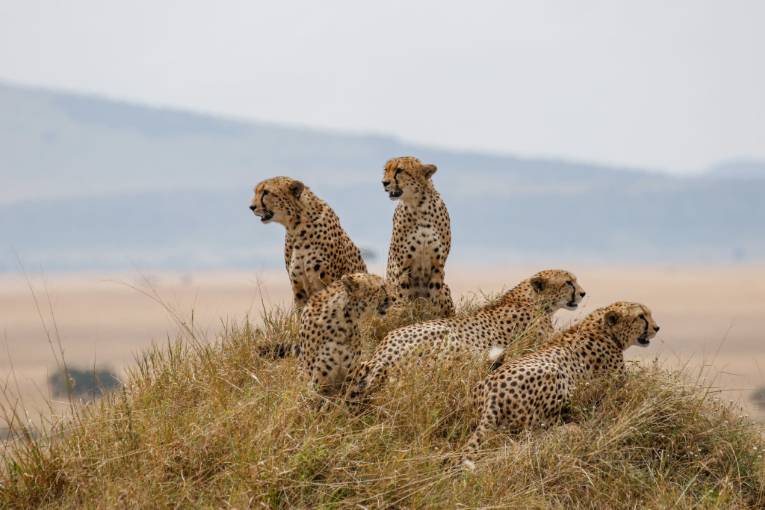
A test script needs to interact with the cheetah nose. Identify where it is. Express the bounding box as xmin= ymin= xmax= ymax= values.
xmin=382 ymin=180 xmax=391 ymax=187
xmin=249 ymin=205 xmax=257 ymax=212
xmin=579 ymin=292 xmax=586 ymax=297
xmin=654 ymin=325 xmax=660 ymax=332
